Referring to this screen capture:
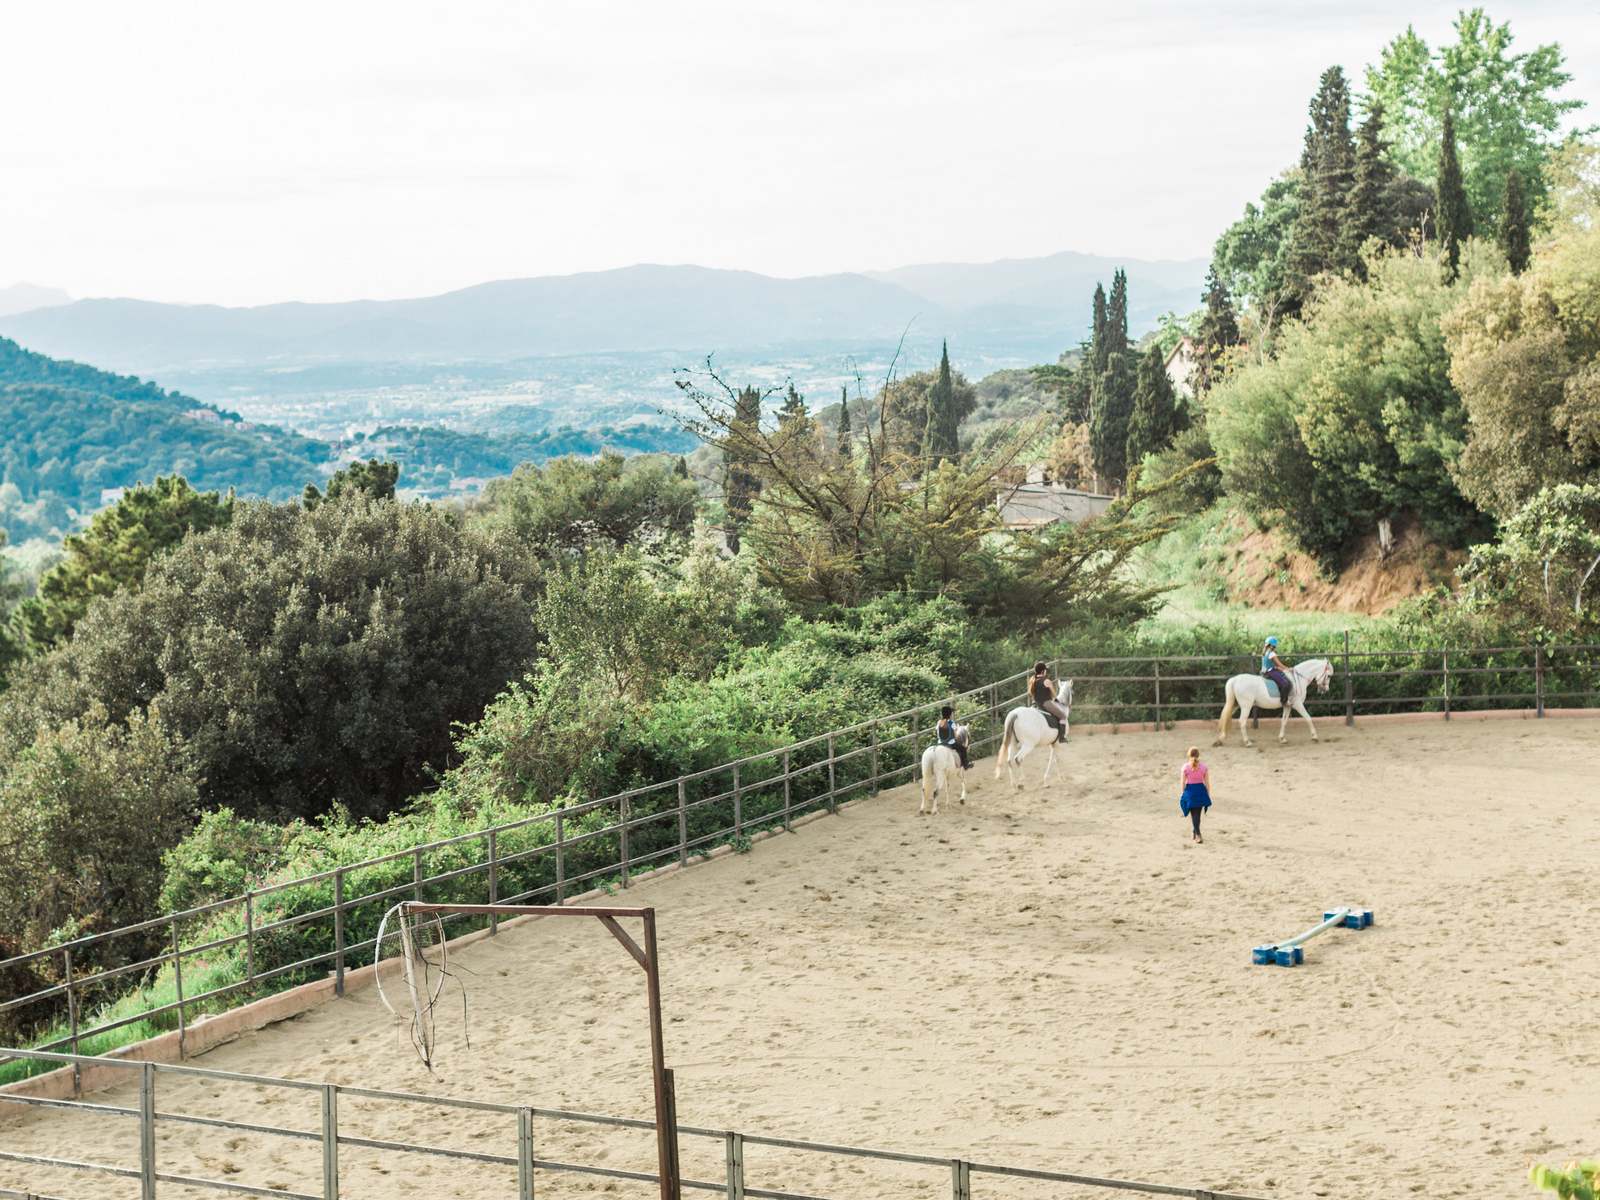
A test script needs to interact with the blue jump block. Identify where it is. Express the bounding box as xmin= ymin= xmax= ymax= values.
xmin=1252 ymin=945 xmax=1277 ymax=965
xmin=1273 ymin=946 xmax=1303 ymax=967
